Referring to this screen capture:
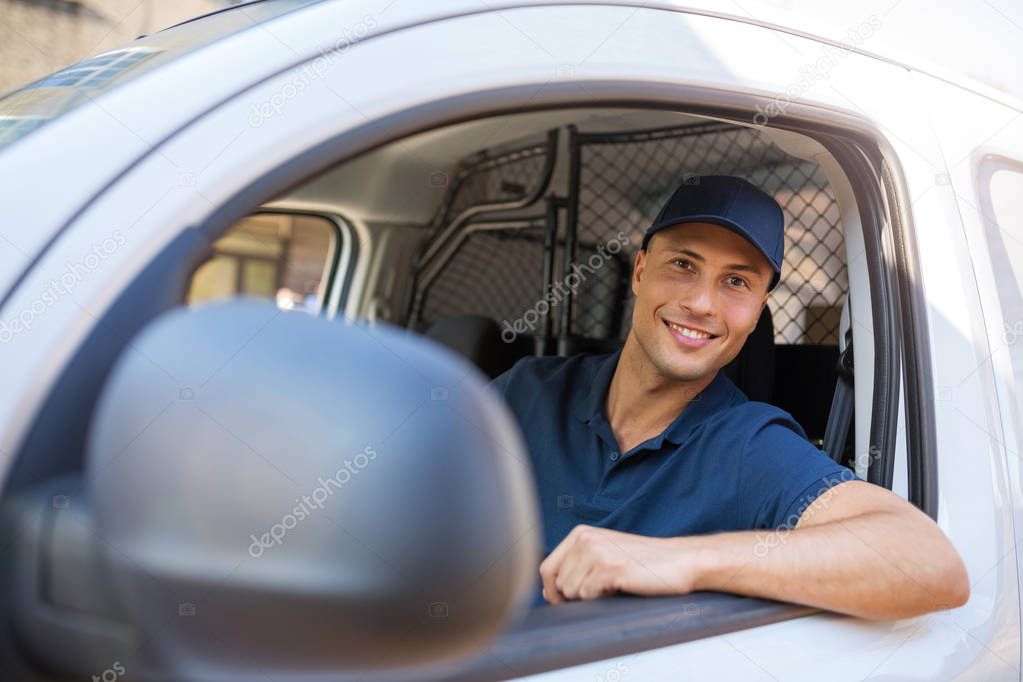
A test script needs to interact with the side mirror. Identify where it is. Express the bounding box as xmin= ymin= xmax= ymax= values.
xmin=83 ymin=300 xmax=540 ymax=676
